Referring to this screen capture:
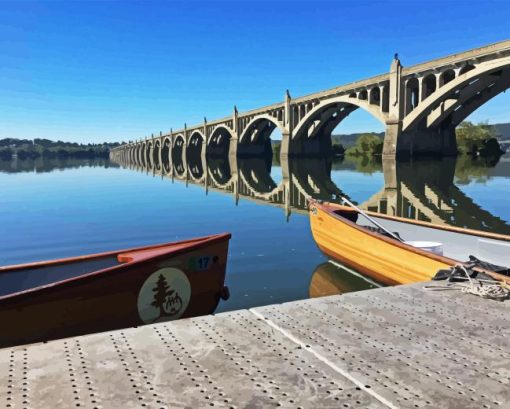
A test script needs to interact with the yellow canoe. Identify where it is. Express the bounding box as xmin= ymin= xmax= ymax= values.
xmin=309 ymin=200 xmax=510 ymax=286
